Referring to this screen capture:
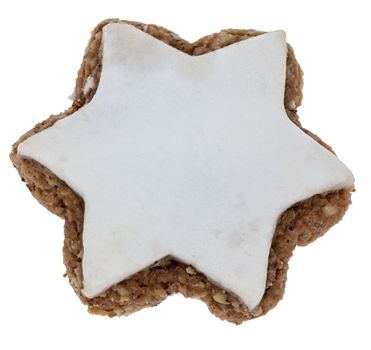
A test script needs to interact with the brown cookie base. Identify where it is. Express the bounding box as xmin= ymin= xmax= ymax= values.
xmin=10 ymin=19 xmax=353 ymax=324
